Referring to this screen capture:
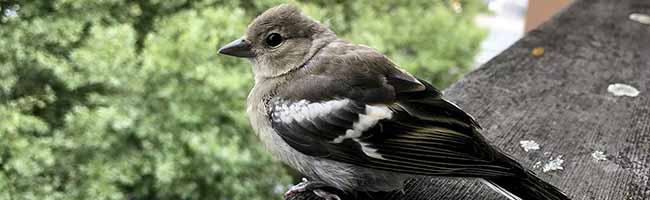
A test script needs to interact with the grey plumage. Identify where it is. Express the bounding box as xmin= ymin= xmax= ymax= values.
xmin=219 ymin=4 xmax=570 ymax=200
